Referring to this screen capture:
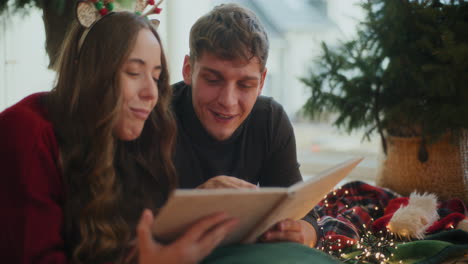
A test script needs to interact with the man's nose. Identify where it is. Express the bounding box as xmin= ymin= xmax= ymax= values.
xmin=217 ymin=83 xmax=237 ymax=108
